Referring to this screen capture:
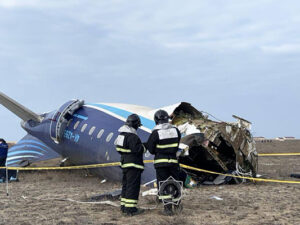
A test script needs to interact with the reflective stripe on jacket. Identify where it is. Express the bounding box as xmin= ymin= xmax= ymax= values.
xmin=115 ymin=125 xmax=144 ymax=170
xmin=145 ymin=123 xmax=181 ymax=168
